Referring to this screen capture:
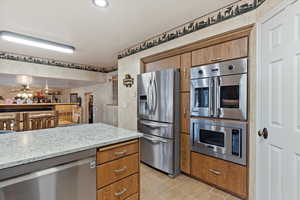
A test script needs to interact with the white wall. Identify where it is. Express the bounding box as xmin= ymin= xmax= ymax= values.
xmin=70 ymin=72 xmax=118 ymax=126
